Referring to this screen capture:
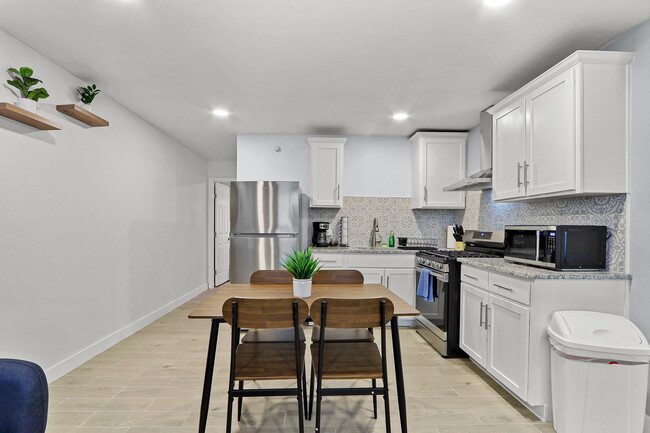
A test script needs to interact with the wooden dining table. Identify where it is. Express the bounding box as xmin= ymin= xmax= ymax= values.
xmin=189 ymin=282 xmax=420 ymax=433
